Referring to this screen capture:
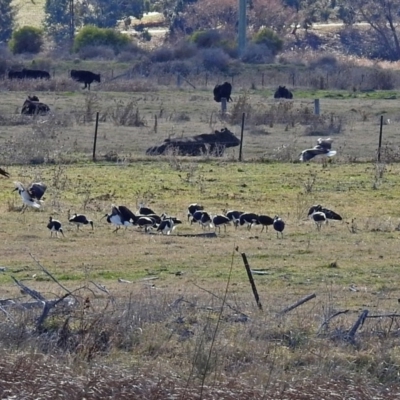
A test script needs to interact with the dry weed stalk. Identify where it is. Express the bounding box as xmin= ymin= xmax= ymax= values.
xmin=110 ymin=99 xmax=147 ymax=127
